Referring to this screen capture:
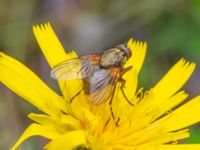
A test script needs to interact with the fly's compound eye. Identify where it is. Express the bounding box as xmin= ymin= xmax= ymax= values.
xmin=116 ymin=44 xmax=132 ymax=58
